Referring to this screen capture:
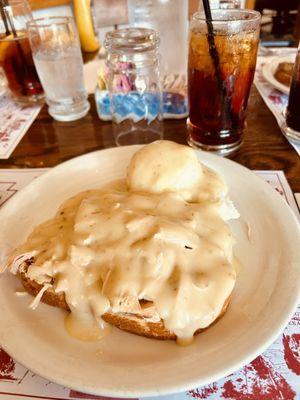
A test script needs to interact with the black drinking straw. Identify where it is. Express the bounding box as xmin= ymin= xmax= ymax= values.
xmin=2 ymin=0 xmax=19 ymax=39
xmin=0 ymin=0 xmax=10 ymax=35
xmin=201 ymin=0 xmax=232 ymax=128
